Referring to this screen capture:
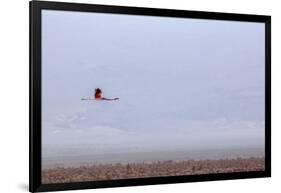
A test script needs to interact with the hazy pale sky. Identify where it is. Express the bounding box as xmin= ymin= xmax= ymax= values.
xmin=42 ymin=10 xmax=265 ymax=153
